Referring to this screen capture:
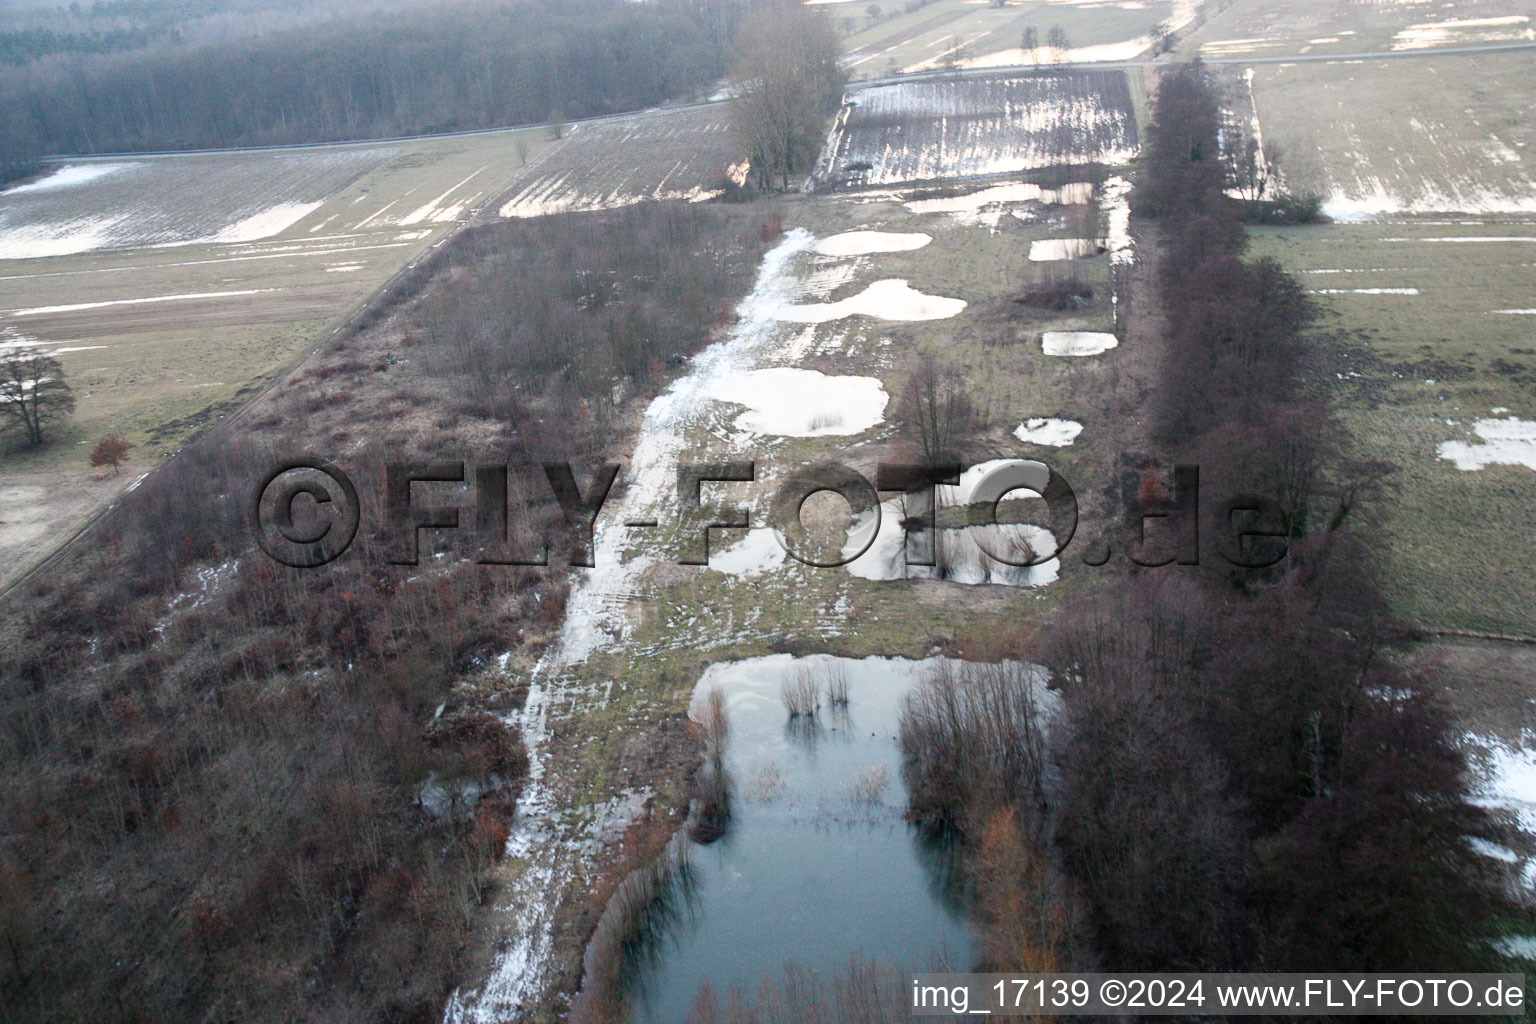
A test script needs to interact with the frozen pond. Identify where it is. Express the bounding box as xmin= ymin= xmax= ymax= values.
xmin=623 ymin=655 xmax=976 ymax=1022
